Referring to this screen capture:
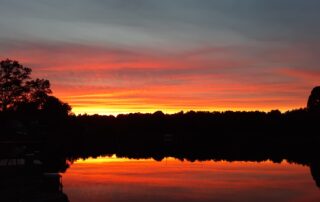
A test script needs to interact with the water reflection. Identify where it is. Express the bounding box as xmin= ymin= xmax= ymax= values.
xmin=62 ymin=156 xmax=320 ymax=202
xmin=1 ymin=151 xmax=320 ymax=202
